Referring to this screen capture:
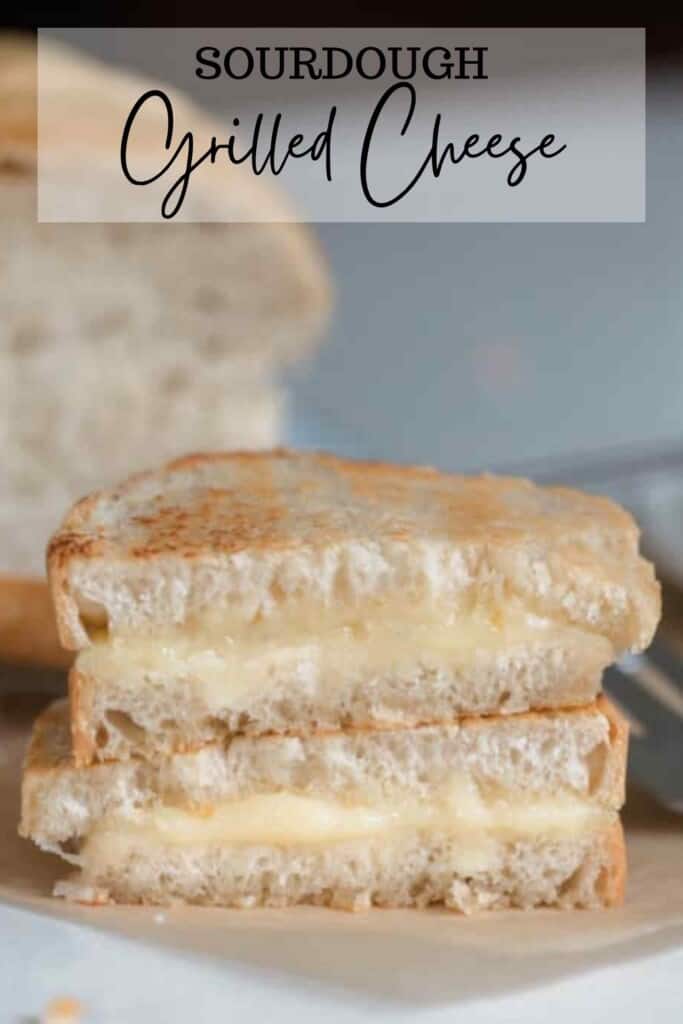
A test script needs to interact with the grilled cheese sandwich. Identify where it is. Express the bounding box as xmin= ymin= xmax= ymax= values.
xmin=20 ymin=451 xmax=658 ymax=911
